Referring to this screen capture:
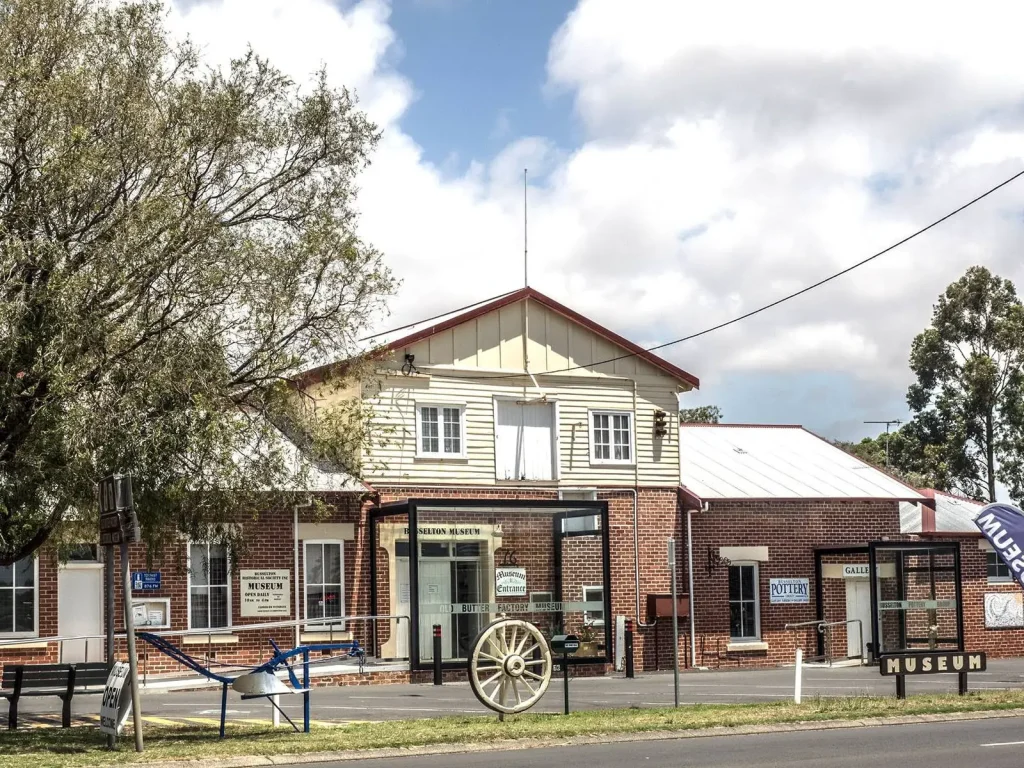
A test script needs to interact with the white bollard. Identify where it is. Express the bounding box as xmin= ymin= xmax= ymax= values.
xmin=794 ymin=648 xmax=803 ymax=704
xmin=272 ymin=694 xmax=280 ymax=727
